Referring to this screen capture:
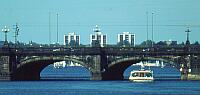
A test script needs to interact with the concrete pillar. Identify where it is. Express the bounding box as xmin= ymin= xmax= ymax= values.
xmin=180 ymin=67 xmax=188 ymax=80
xmin=0 ymin=56 xmax=12 ymax=80
xmin=179 ymin=56 xmax=190 ymax=80
xmin=187 ymin=55 xmax=200 ymax=80
xmin=91 ymin=55 xmax=103 ymax=80
xmin=178 ymin=55 xmax=200 ymax=80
